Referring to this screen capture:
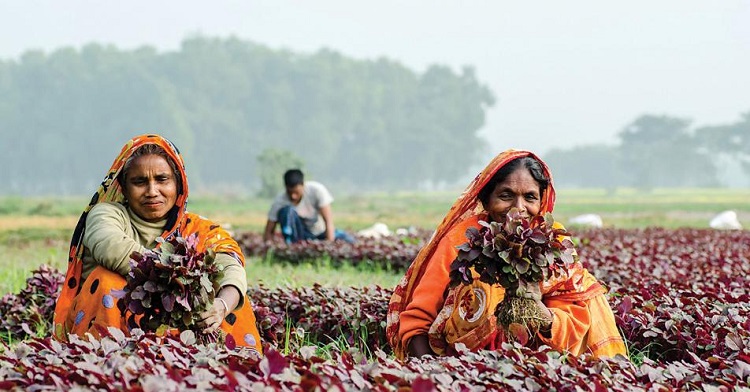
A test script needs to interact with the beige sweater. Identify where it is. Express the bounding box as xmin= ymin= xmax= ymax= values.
xmin=81 ymin=202 xmax=247 ymax=308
